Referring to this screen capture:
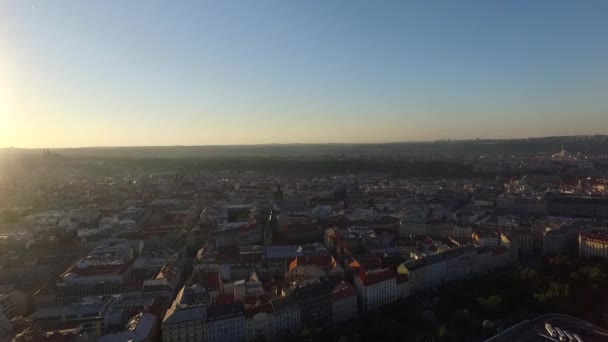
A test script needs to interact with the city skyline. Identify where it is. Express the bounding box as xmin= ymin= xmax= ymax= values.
xmin=2 ymin=0 xmax=608 ymax=148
